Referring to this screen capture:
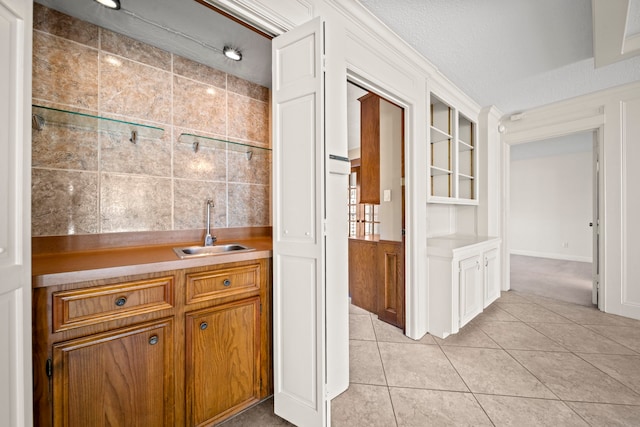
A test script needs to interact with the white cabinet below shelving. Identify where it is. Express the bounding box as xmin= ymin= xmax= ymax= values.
xmin=427 ymin=235 xmax=501 ymax=338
